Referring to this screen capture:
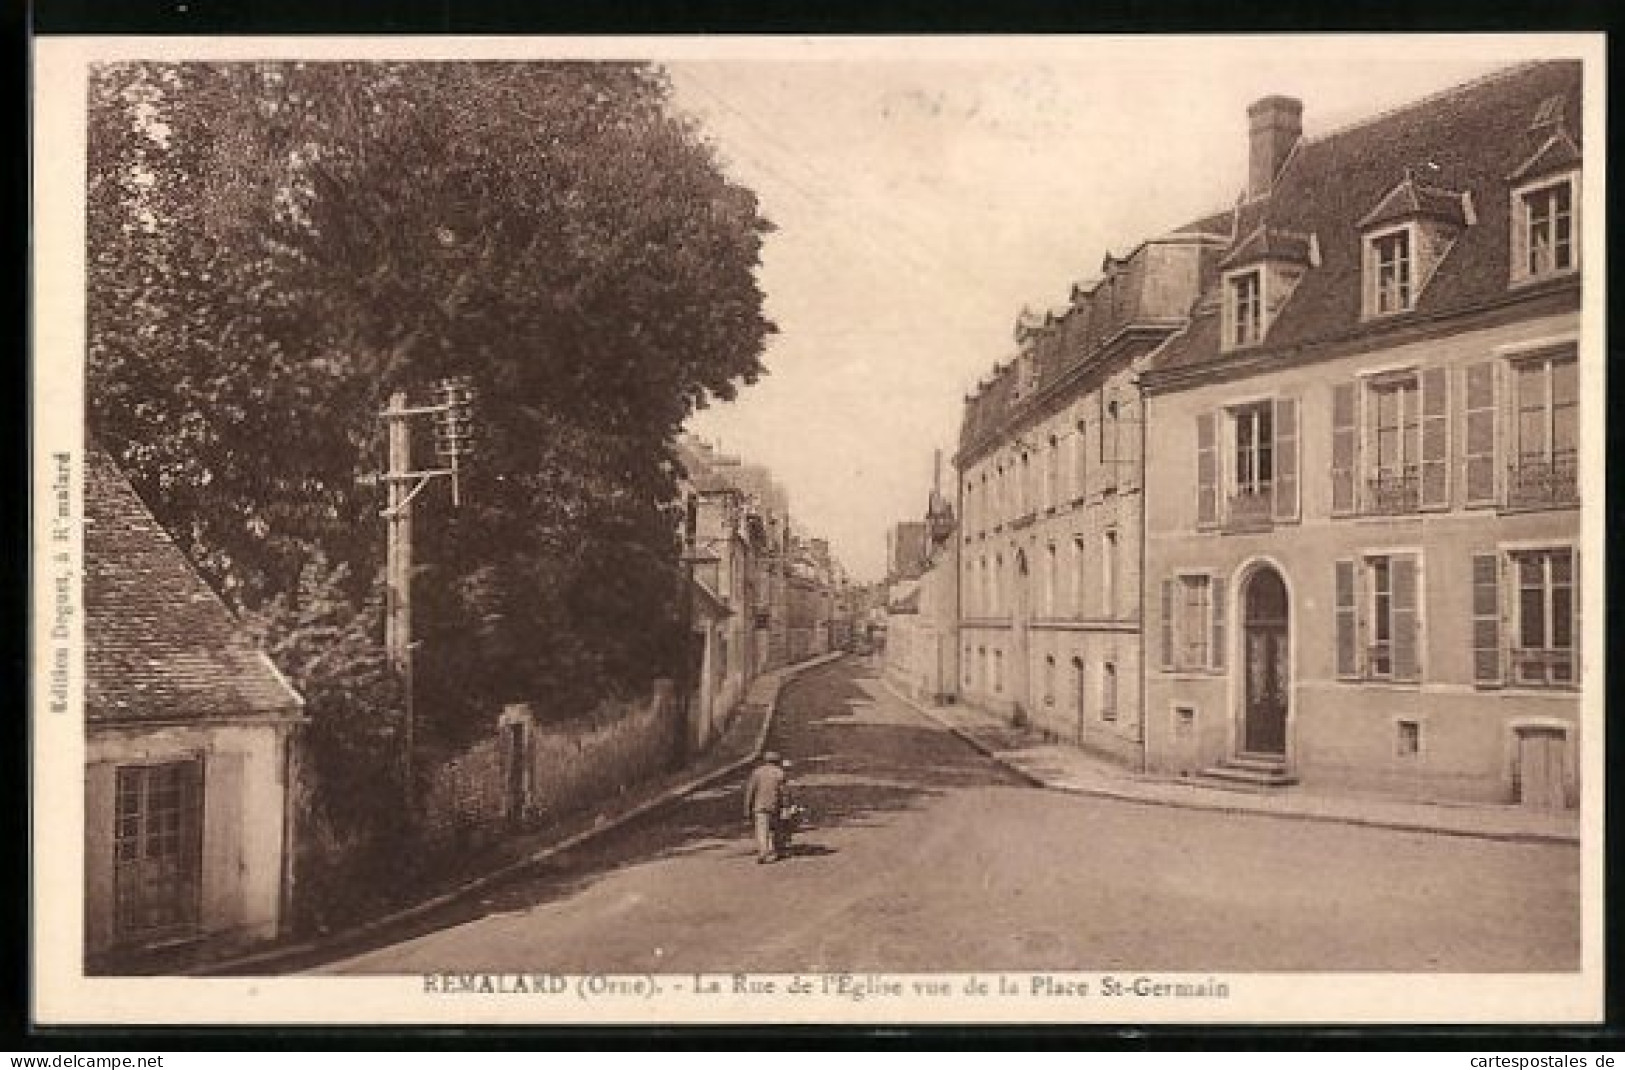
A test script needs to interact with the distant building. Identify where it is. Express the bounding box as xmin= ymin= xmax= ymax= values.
xmin=1142 ymin=62 xmax=1583 ymax=806
xmin=884 ymin=454 xmax=961 ymax=704
xmin=886 ymin=521 xmax=929 ymax=582
xmin=84 ymin=449 xmax=305 ymax=970
xmin=955 ymin=220 xmax=1220 ymax=759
